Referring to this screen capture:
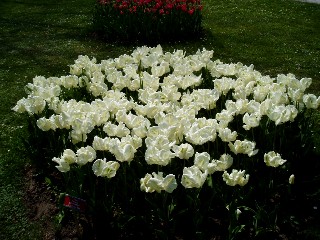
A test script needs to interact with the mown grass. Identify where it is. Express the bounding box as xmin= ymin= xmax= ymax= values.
xmin=0 ymin=0 xmax=320 ymax=238
xmin=201 ymin=0 xmax=320 ymax=94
